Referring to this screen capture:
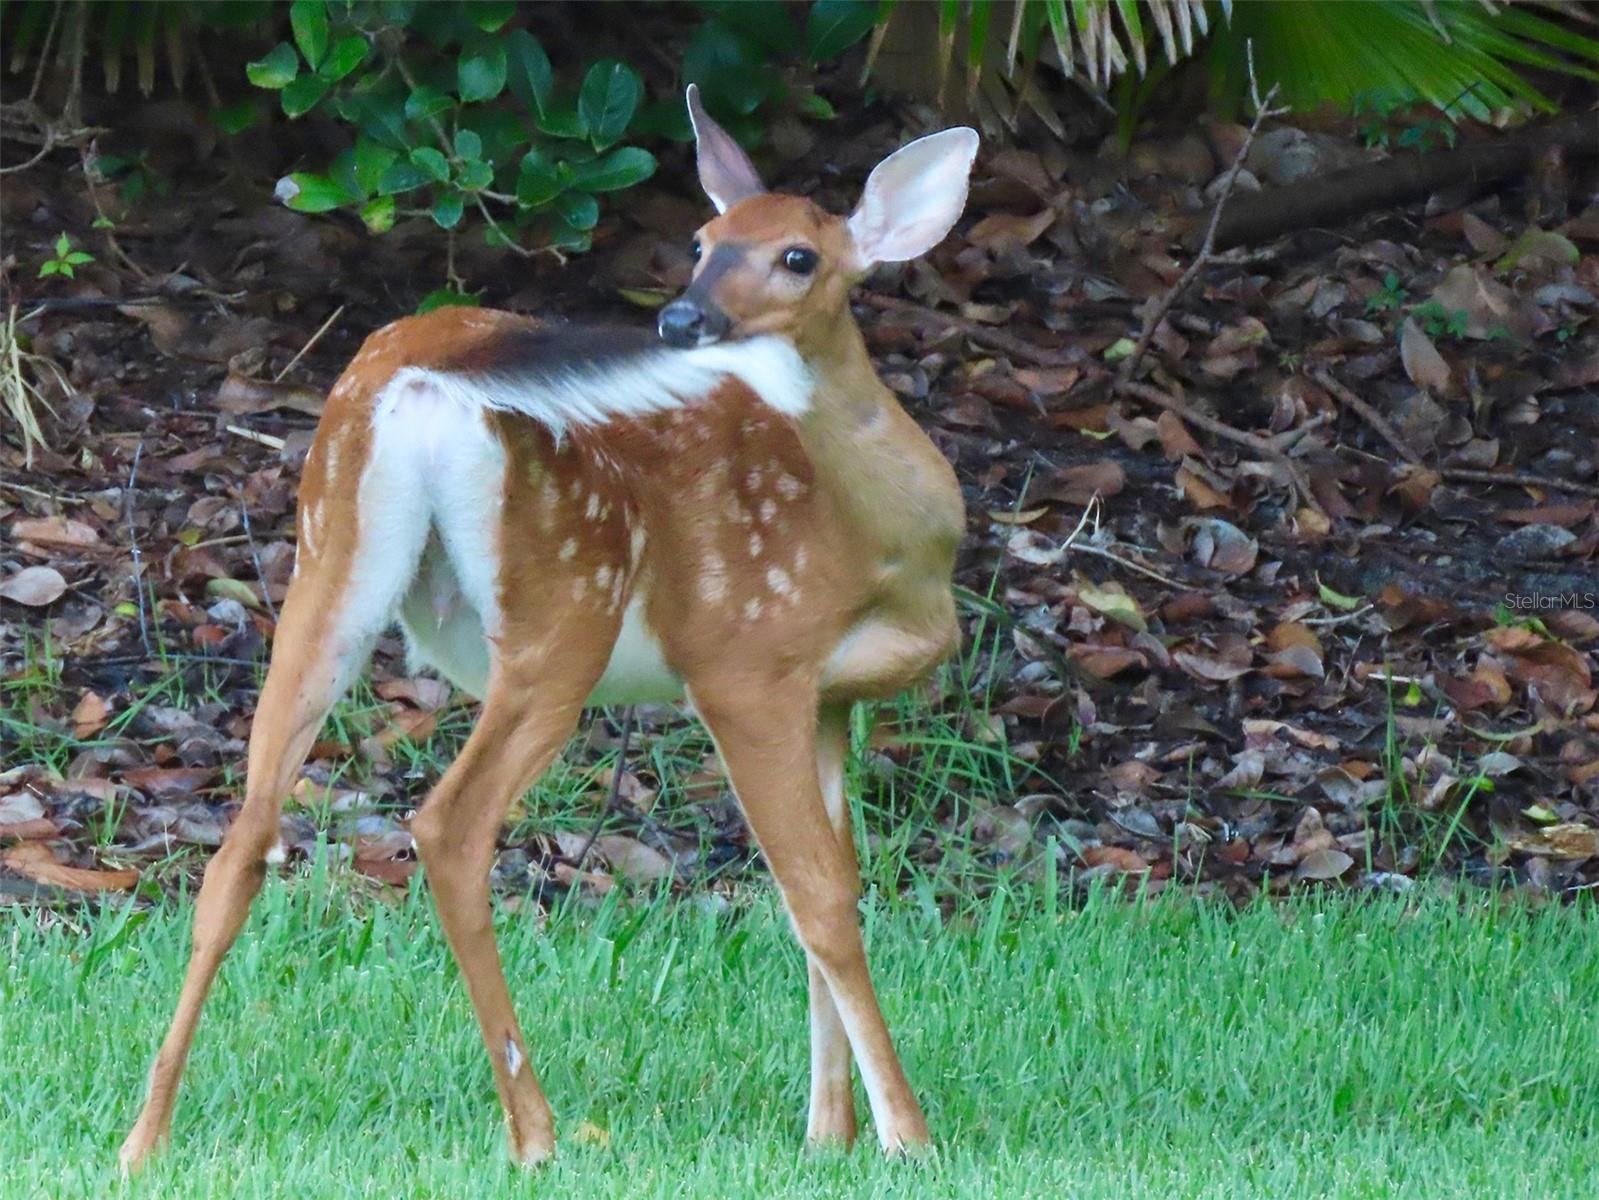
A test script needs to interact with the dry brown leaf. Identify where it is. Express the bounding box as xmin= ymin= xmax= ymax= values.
xmin=374 ymin=677 xmax=453 ymax=712
xmin=71 ymin=691 xmax=112 ymax=739
xmin=1296 ymin=848 xmax=1354 ymax=880
xmin=0 ymin=566 xmax=67 ymax=606
xmin=2 ymin=843 xmax=140 ymax=892
xmin=1044 ymin=461 xmax=1126 ymax=505
xmin=11 ymin=516 xmax=99 ymax=549
xmin=1400 ymin=319 xmax=1453 ymax=395
xmin=1079 ymin=845 xmax=1148 ymax=873
xmin=965 ymin=209 xmax=1056 ymax=253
